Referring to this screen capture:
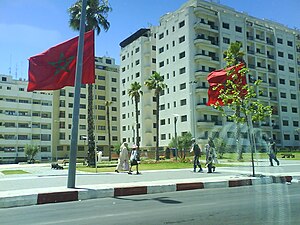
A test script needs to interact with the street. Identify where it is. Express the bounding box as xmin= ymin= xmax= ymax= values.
xmin=1 ymin=183 xmax=299 ymax=225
